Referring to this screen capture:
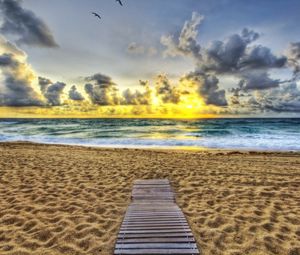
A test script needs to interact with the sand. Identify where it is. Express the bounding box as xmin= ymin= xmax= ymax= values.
xmin=0 ymin=142 xmax=299 ymax=255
